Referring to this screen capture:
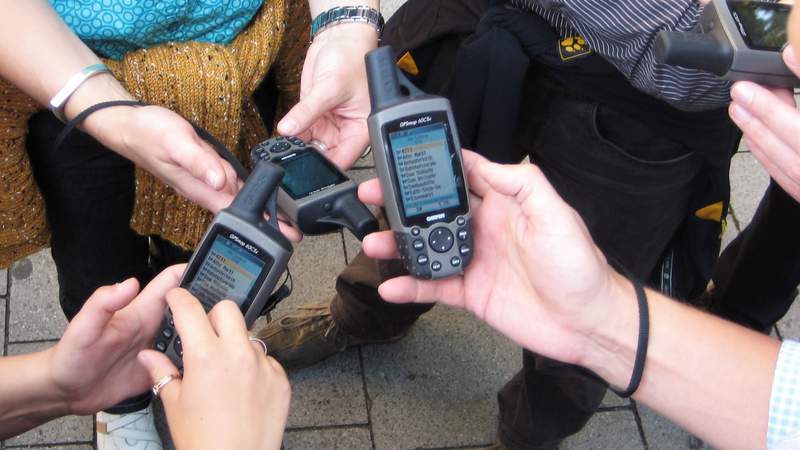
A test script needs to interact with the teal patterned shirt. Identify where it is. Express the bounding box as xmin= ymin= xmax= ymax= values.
xmin=50 ymin=0 xmax=264 ymax=60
